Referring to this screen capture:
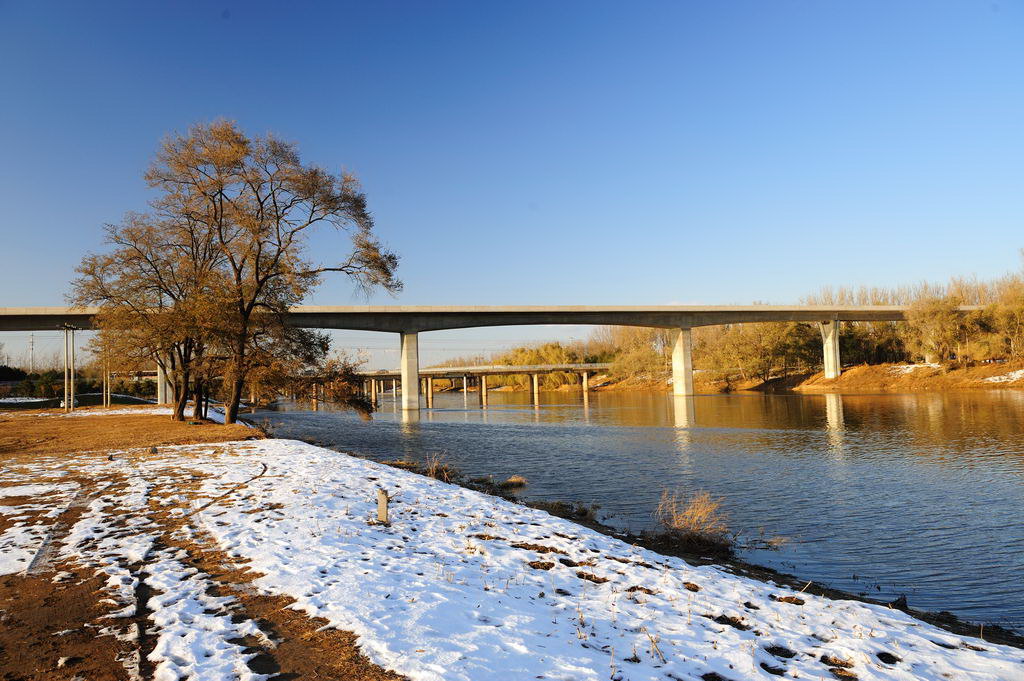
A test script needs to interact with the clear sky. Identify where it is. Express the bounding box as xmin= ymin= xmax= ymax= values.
xmin=1 ymin=1 xmax=1022 ymax=367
